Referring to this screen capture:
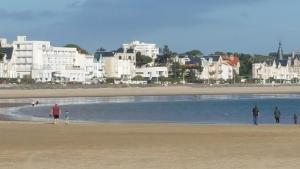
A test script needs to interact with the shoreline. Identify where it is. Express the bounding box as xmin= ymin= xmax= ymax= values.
xmin=1 ymin=85 xmax=300 ymax=99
